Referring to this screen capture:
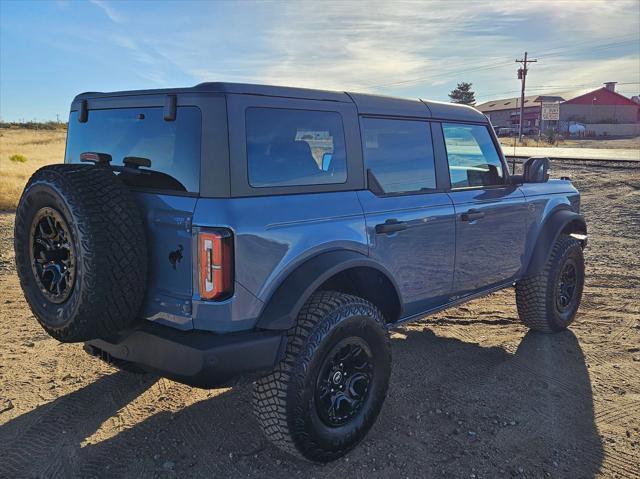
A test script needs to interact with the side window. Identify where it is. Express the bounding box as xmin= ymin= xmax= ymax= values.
xmin=361 ymin=118 xmax=436 ymax=194
xmin=442 ymin=123 xmax=505 ymax=188
xmin=246 ymin=108 xmax=347 ymax=187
